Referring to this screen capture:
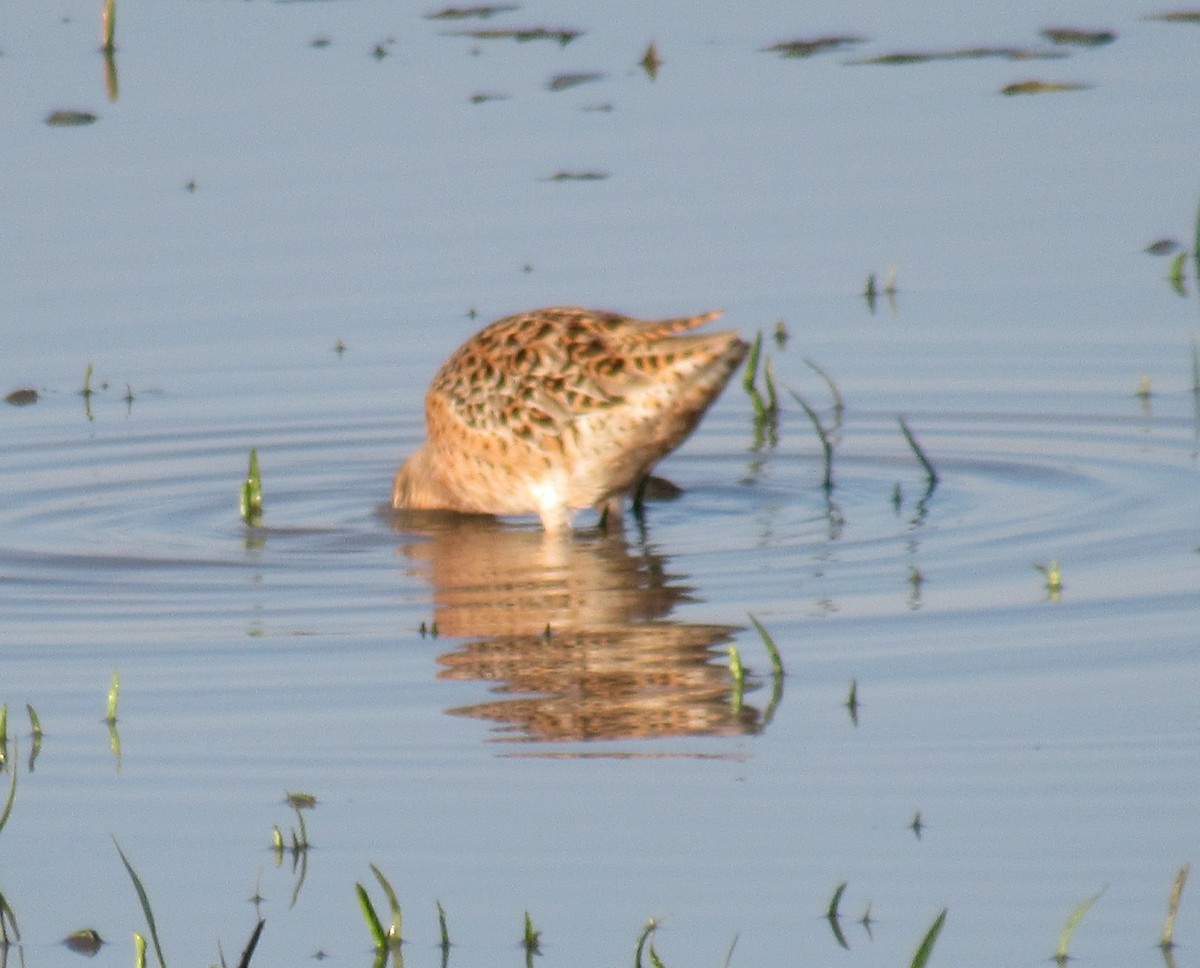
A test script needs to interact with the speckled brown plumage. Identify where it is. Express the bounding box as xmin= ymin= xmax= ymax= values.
xmin=392 ymin=306 xmax=747 ymax=531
